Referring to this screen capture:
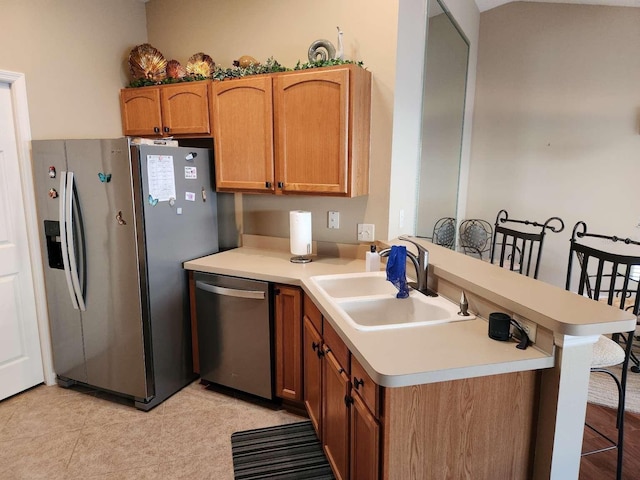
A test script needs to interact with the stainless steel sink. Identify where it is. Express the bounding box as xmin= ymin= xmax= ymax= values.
xmin=309 ymin=272 xmax=475 ymax=331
